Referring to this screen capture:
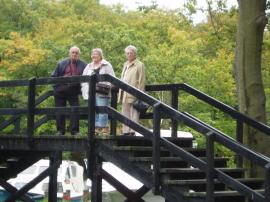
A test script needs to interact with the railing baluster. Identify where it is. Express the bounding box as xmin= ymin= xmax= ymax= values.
xmin=153 ymin=103 xmax=161 ymax=194
xmin=27 ymin=77 xmax=36 ymax=141
xmin=265 ymin=163 xmax=270 ymax=202
xmin=88 ymin=74 xmax=96 ymax=140
xmin=88 ymin=74 xmax=96 ymax=179
xmin=206 ymin=131 xmax=215 ymax=202
xmin=14 ymin=117 xmax=21 ymax=134
xmin=171 ymin=87 xmax=178 ymax=137
xmin=110 ymin=88 xmax=117 ymax=136
xmin=236 ymin=120 xmax=243 ymax=168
